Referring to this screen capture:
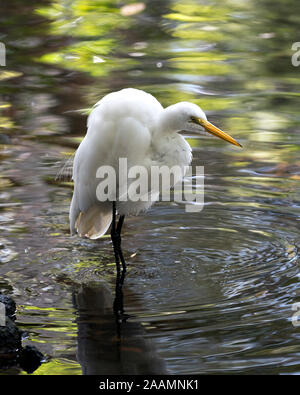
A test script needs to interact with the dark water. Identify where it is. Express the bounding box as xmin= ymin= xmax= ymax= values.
xmin=0 ymin=0 xmax=300 ymax=374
